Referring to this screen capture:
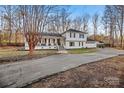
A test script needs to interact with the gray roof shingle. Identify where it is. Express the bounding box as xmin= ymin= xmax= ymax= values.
xmin=62 ymin=29 xmax=88 ymax=34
